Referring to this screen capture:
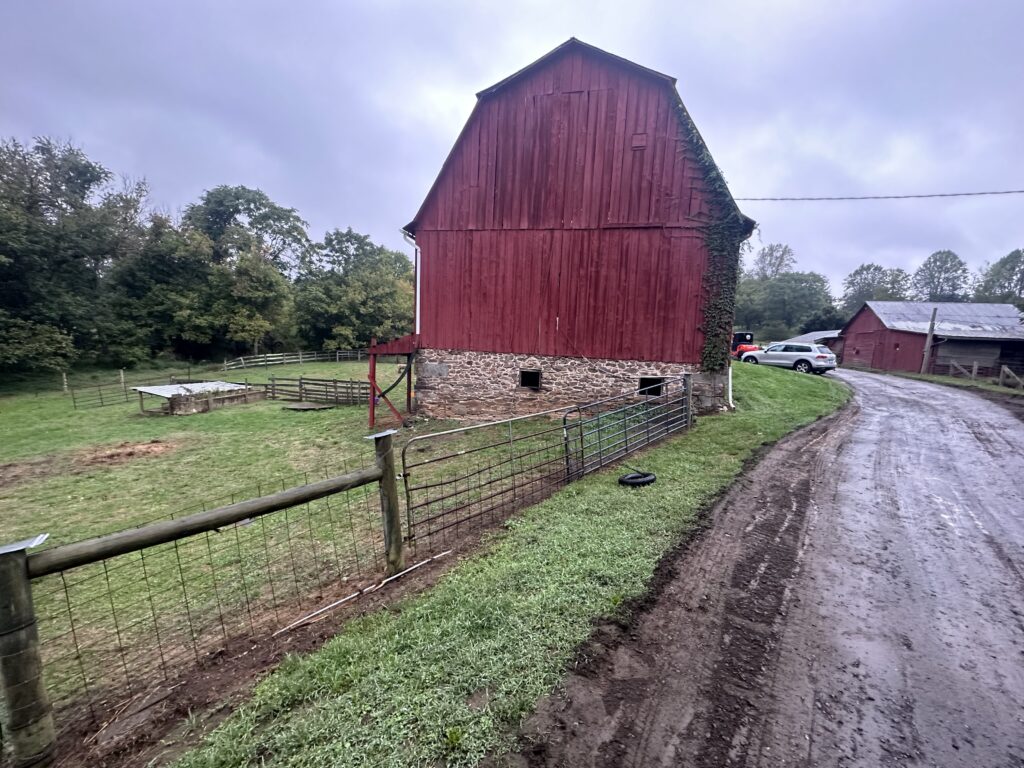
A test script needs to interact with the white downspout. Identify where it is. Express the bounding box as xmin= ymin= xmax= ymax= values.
xmin=402 ymin=231 xmax=420 ymax=334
